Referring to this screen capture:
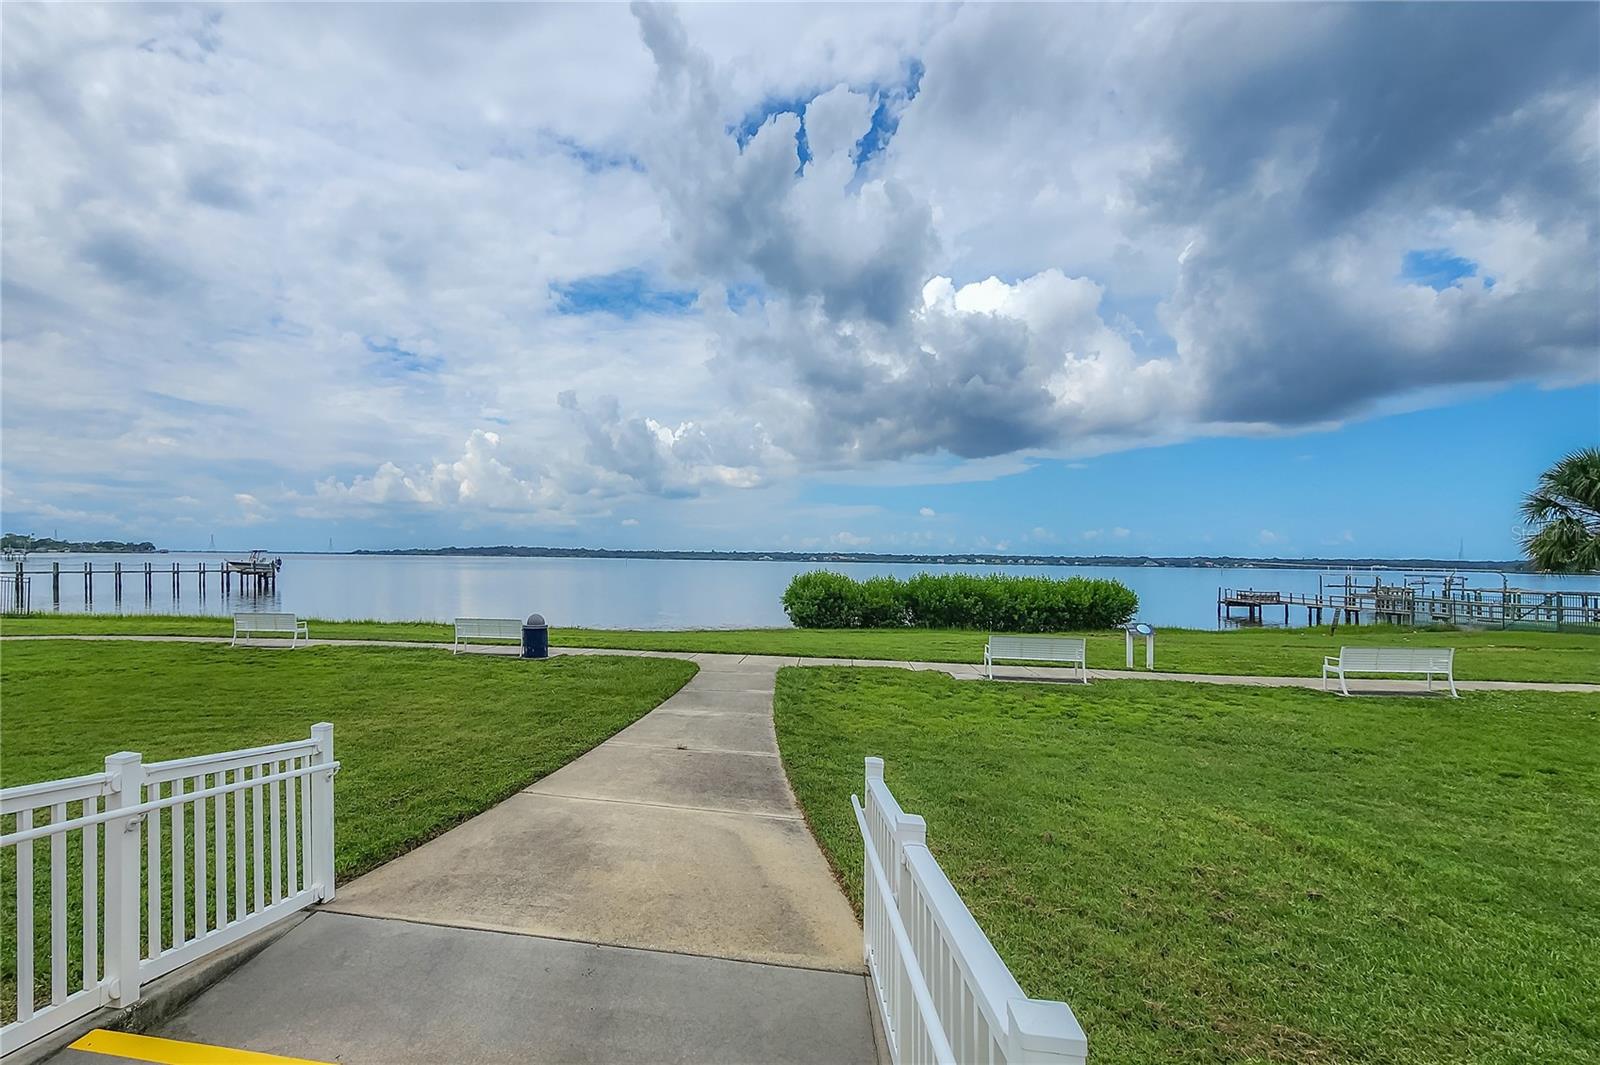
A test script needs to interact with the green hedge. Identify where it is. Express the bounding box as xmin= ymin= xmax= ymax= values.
xmin=781 ymin=570 xmax=1139 ymax=631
